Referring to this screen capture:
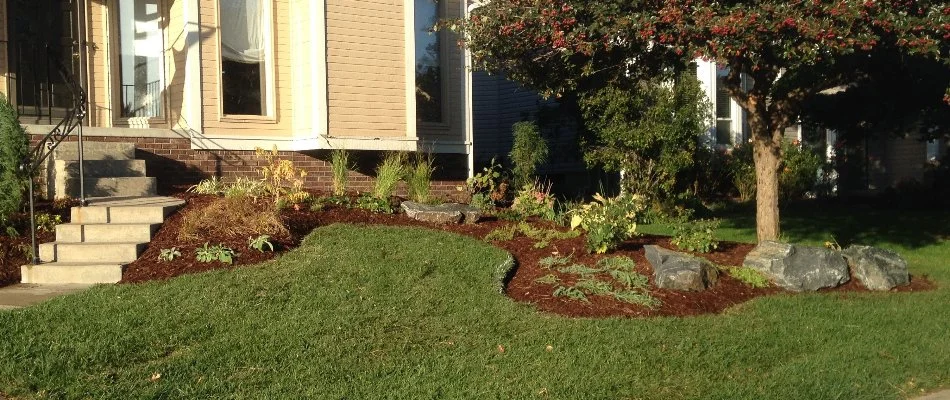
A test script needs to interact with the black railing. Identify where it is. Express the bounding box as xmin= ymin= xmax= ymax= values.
xmin=15 ymin=44 xmax=88 ymax=265
xmin=121 ymin=80 xmax=162 ymax=118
